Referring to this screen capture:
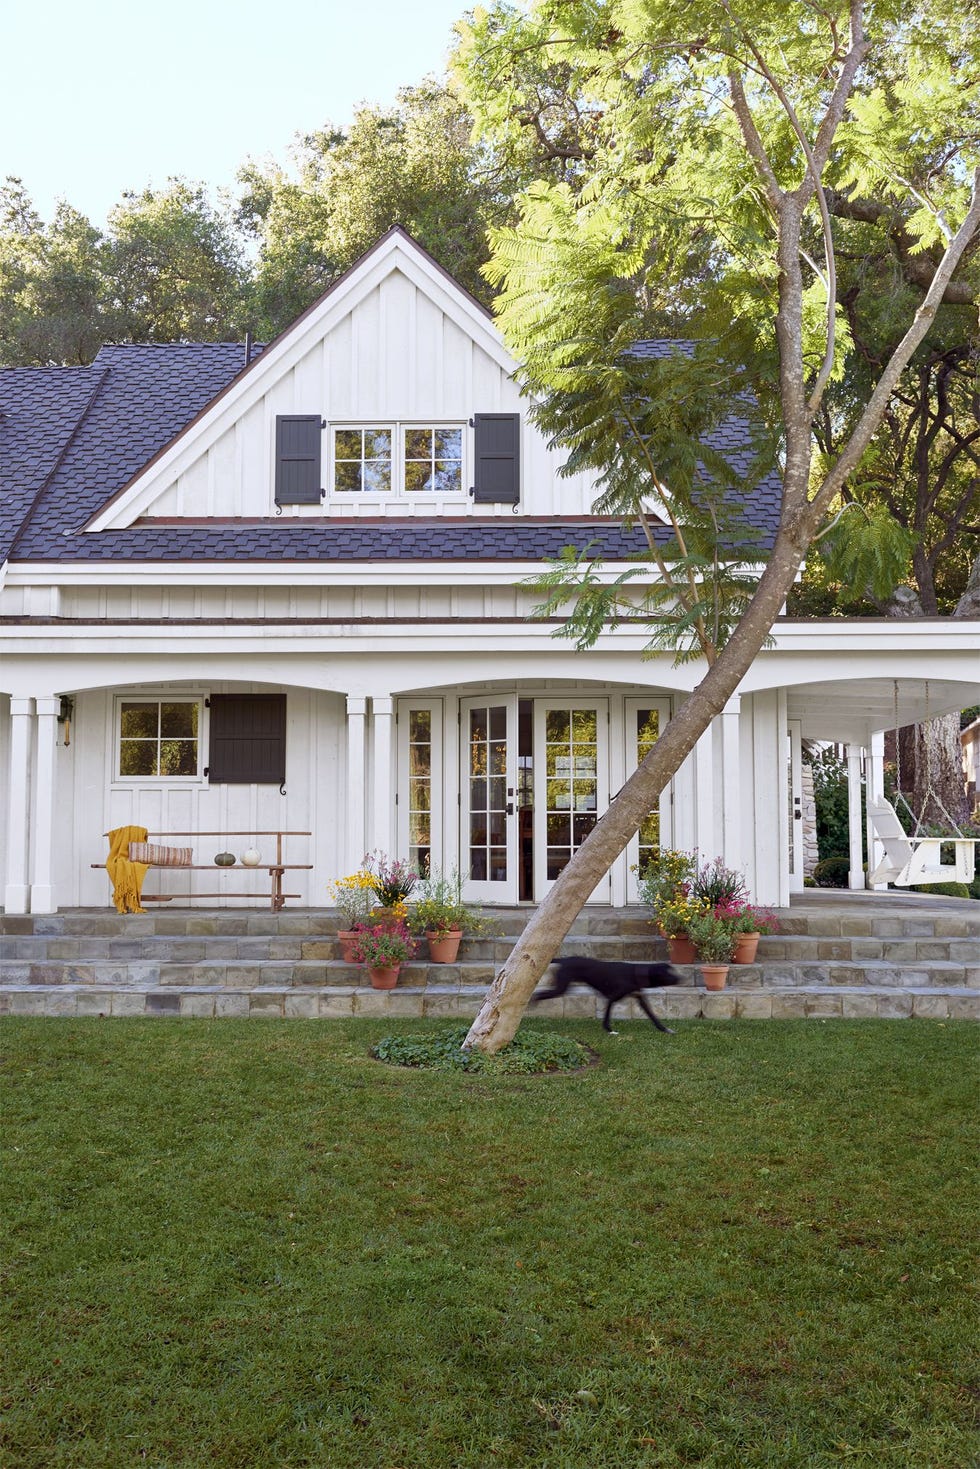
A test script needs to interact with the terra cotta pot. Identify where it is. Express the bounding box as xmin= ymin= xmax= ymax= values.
xmin=426 ymin=929 xmax=462 ymax=963
xmin=667 ymin=934 xmax=698 ymax=965
xmin=700 ymin=964 xmax=729 ymax=990
xmin=733 ymin=932 xmax=760 ymax=964
xmin=337 ymin=929 xmax=362 ymax=962
xmin=368 ymin=965 xmax=400 ymax=989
